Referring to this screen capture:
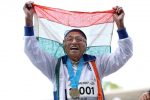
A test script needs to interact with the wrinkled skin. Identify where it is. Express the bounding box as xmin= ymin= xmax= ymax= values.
xmin=63 ymin=31 xmax=87 ymax=62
